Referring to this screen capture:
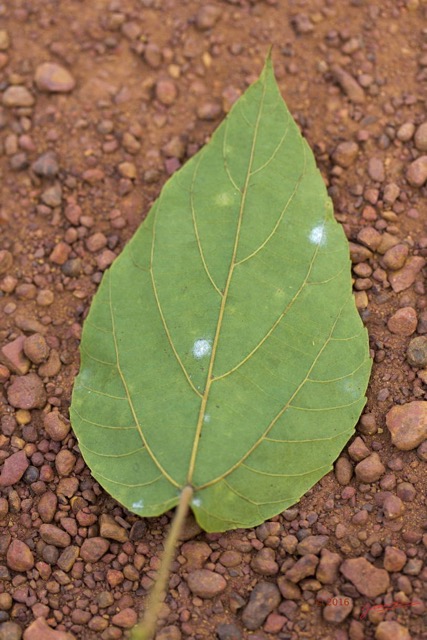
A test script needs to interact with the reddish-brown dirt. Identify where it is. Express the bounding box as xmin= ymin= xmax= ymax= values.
xmin=0 ymin=1 xmax=426 ymax=640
